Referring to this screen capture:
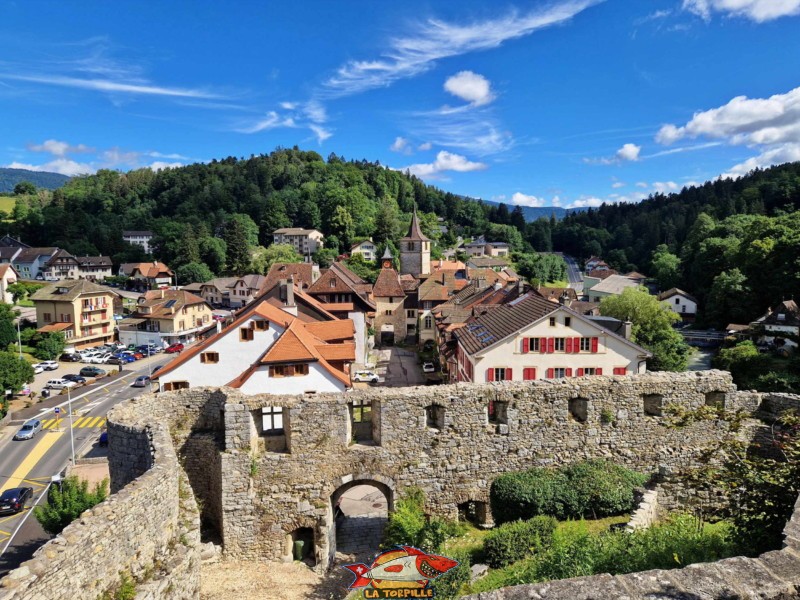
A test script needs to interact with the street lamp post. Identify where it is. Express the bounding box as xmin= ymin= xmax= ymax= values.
xmin=67 ymin=387 xmax=75 ymax=465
